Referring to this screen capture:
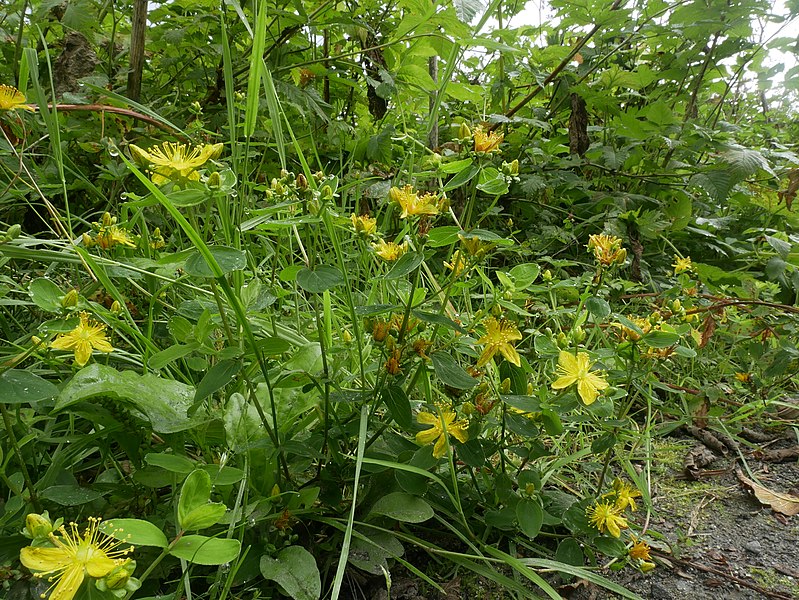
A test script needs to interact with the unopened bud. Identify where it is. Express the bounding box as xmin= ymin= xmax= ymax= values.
xmin=458 ymin=123 xmax=472 ymax=139
xmin=101 ymin=212 xmax=115 ymax=227
xmin=61 ymin=289 xmax=79 ymax=308
xmin=571 ymin=326 xmax=586 ymax=344
xmin=206 ymin=171 xmax=221 ymax=188
xmin=296 ymin=174 xmax=308 ymax=190
xmin=320 ymin=185 xmax=333 ymax=200
xmin=500 ymin=378 xmax=511 ymax=394
xmin=6 ymin=224 xmax=21 ymax=239
xmin=25 ymin=513 xmax=54 ymax=538
xmin=542 ymin=269 xmax=553 ymax=281
xmin=342 ymin=329 xmax=352 ymax=343
xmin=508 ymin=159 xmax=519 ymax=175
xmin=556 ymin=332 xmax=569 ymax=348
xmin=110 ymin=300 xmax=123 ymax=314
xmin=102 ymin=559 xmax=136 ymax=590
xmin=462 ymin=401 xmax=475 ymax=415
